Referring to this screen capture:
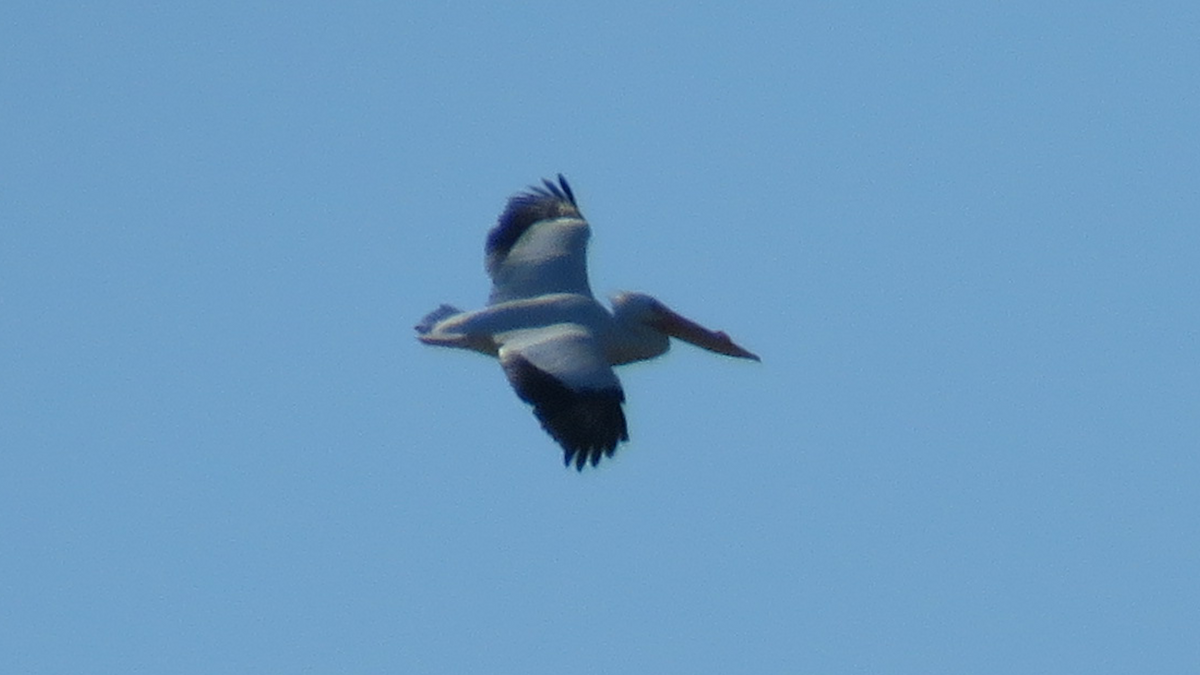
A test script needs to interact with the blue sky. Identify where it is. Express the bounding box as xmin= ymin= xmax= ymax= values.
xmin=3 ymin=1 xmax=1198 ymax=672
